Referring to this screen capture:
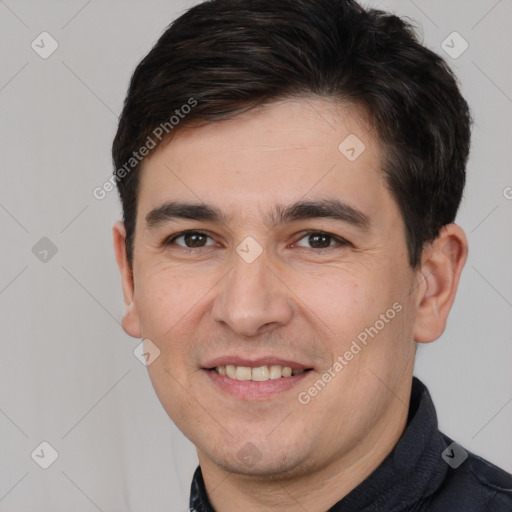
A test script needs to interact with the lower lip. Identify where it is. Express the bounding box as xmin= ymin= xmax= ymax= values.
xmin=203 ymin=369 xmax=311 ymax=400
